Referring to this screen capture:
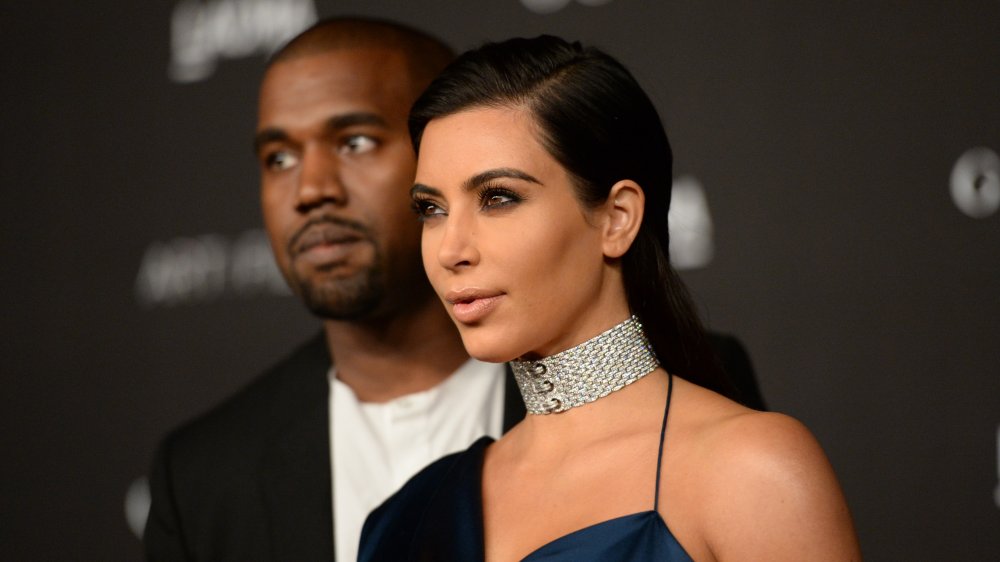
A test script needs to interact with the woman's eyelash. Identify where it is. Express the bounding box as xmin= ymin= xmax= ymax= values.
xmin=411 ymin=196 xmax=448 ymax=221
xmin=409 ymin=184 xmax=523 ymax=222
xmin=477 ymin=184 xmax=523 ymax=209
